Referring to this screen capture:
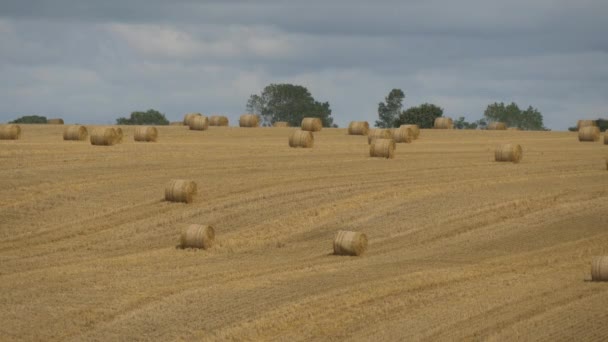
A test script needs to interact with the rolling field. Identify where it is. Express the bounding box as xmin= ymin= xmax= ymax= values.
xmin=1 ymin=124 xmax=608 ymax=341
